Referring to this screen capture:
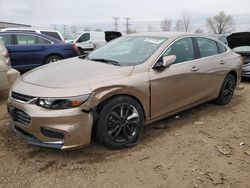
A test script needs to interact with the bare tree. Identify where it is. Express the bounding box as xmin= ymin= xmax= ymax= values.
xmin=194 ymin=28 xmax=204 ymax=34
xmin=70 ymin=26 xmax=77 ymax=34
xmin=182 ymin=12 xmax=193 ymax=32
xmin=94 ymin=28 xmax=102 ymax=31
xmin=175 ymin=19 xmax=184 ymax=32
xmin=127 ymin=28 xmax=137 ymax=34
xmin=206 ymin=12 xmax=235 ymax=34
xmin=161 ymin=18 xmax=172 ymax=31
